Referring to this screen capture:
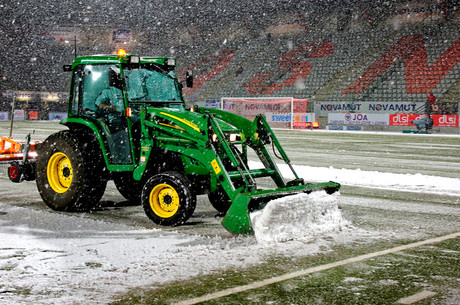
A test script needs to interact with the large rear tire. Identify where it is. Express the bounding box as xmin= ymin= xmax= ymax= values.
xmin=36 ymin=130 xmax=107 ymax=211
xmin=142 ymin=172 xmax=196 ymax=226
